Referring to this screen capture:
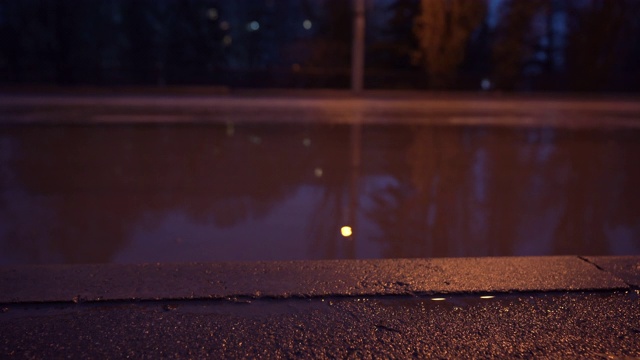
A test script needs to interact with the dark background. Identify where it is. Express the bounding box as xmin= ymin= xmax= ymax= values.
xmin=0 ymin=0 xmax=639 ymax=92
